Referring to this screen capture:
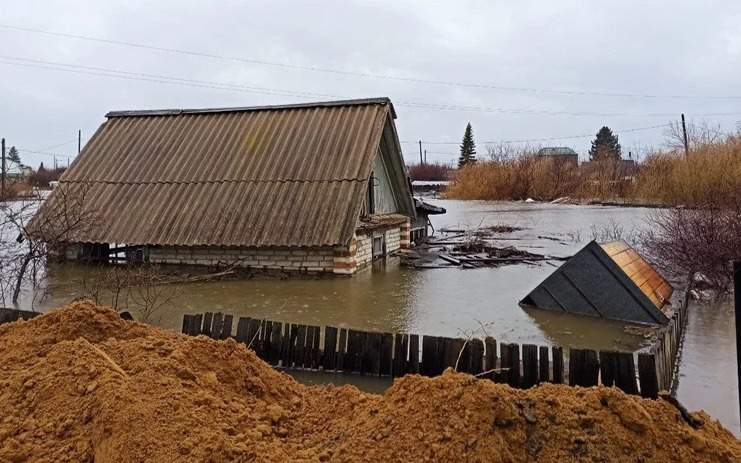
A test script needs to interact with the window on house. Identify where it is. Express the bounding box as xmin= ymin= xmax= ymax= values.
xmin=372 ymin=235 xmax=385 ymax=258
